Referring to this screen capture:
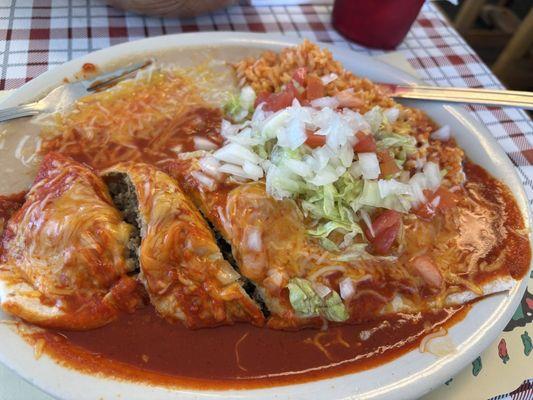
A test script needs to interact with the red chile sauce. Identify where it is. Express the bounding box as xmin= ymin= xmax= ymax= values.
xmin=1 ymin=102 xmax=530 ymax=389
xmin=0 ymin=191 xmax=26 ymax=220
xmin=27 ymin=305 xmax=467 ymax=389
